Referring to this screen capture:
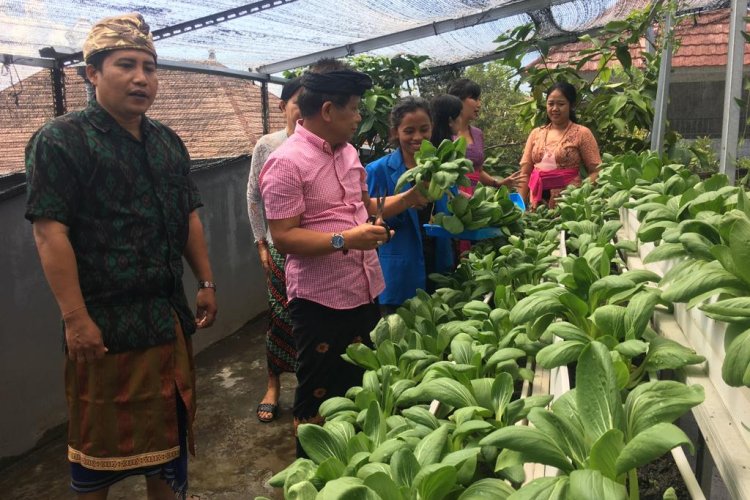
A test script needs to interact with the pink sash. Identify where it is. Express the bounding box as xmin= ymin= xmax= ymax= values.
xmin=528 ymin=167 xmax=580 ymax=207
